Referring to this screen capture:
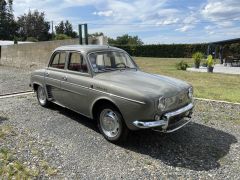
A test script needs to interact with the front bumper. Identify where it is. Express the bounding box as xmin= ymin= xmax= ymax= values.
xmin=132 ymin=103 xmax=194 ymax=133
